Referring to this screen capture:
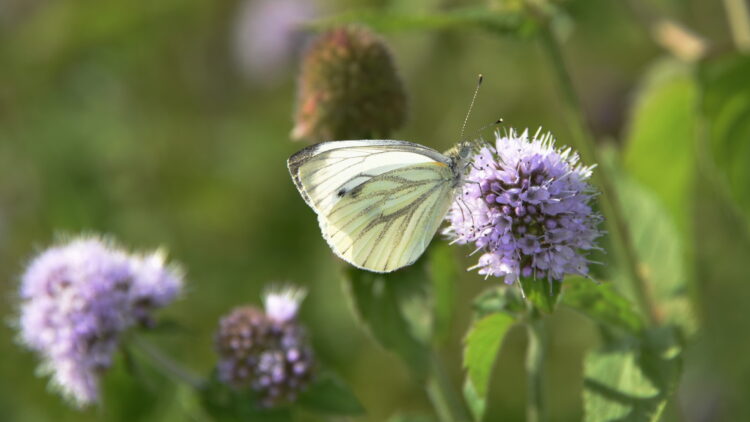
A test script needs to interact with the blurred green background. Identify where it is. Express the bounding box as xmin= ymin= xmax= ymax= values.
xmin=1 ymin=0 xmax=748 ymax=420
